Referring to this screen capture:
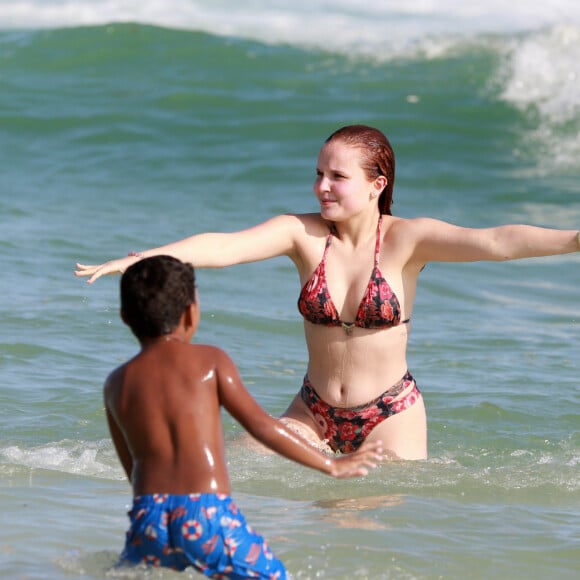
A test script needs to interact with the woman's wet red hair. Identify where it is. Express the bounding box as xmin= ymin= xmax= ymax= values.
xmin=325 ymin=125 xmax=396 ymax=215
